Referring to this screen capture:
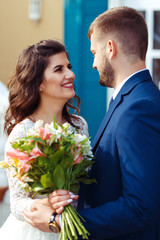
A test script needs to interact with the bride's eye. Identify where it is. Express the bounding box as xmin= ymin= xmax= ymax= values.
xmin=55 ymin=67 xmax=62 ymax=72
